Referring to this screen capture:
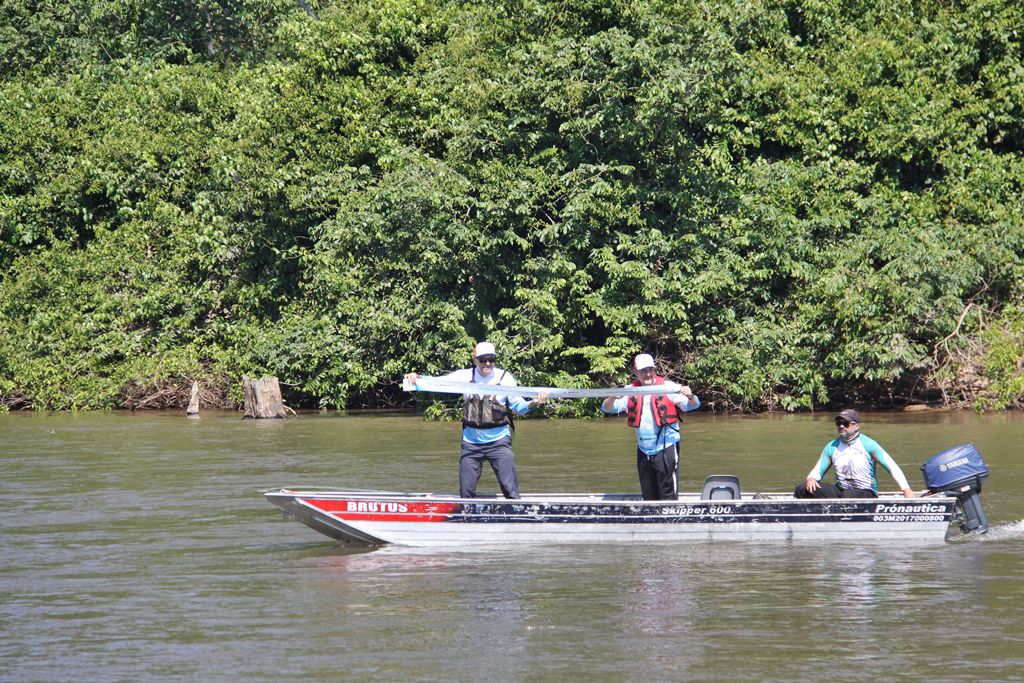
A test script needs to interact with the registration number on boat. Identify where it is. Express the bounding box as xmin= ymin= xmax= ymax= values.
xmin=872 ymin=514 xmax=946 ymax=522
